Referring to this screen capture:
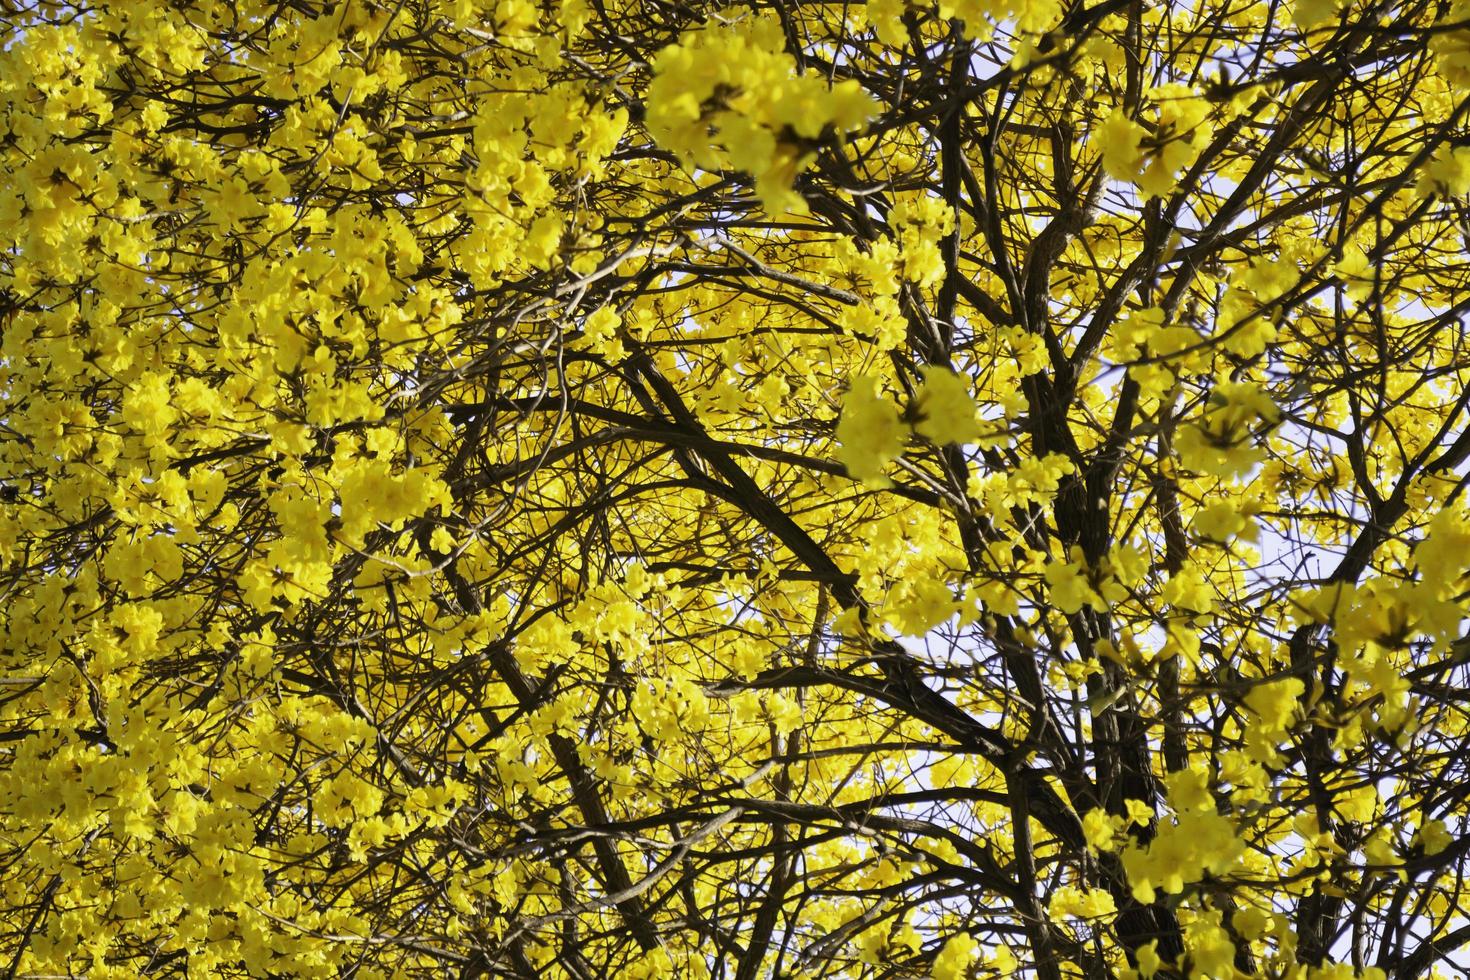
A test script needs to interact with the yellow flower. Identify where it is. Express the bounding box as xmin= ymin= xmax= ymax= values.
xmin=914 ymin=366 xmax=983 ymax=445
xmin=1083 ymin=808 xmax=1119 ymax=852
xmin=1049 ymin=884 xmax=1118 ymax=919
xmin=1244 ymin=677 xmax=1306 ymax=735
xmin=835 ymin=374 xmax=906 ymax=486
xmin=932 ymin=933 xmax=977 ymax=980
xmin=1099 ymin=109 xmax=1149 ymax=182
